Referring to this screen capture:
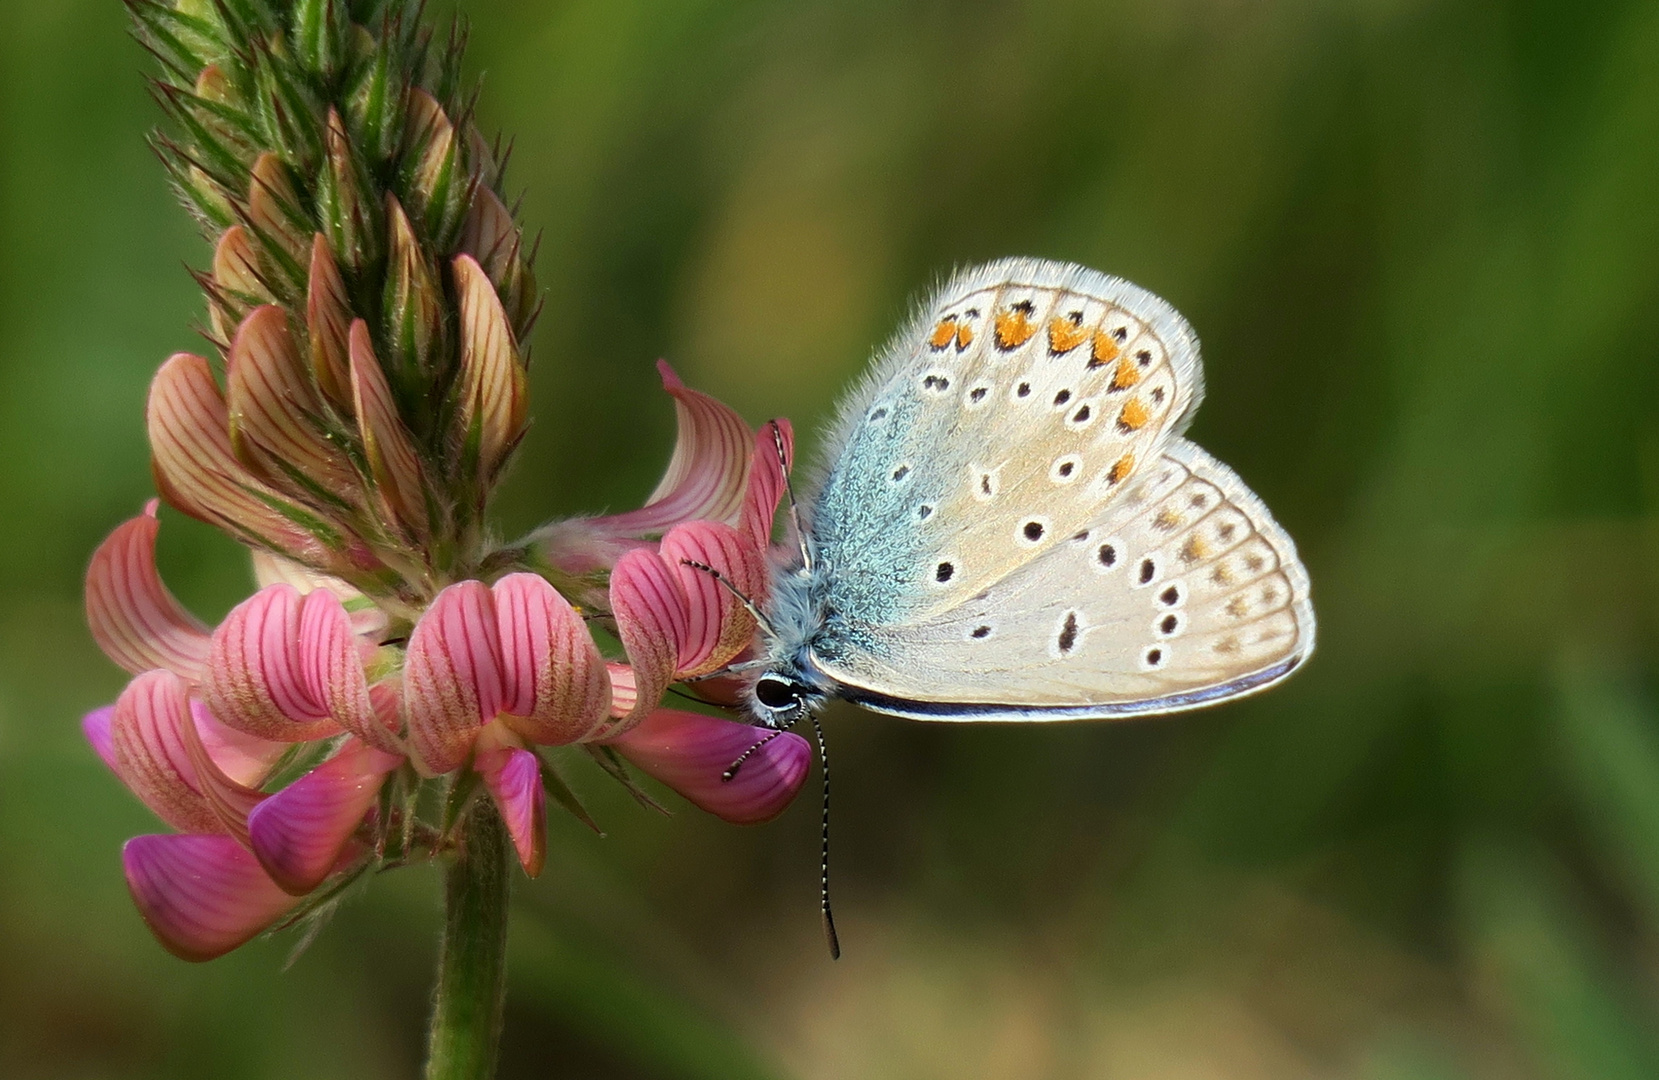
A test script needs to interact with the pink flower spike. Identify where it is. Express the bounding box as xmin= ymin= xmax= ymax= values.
xmin=247 ymin=739 xmax=401 ymax=895
xmin=475 ymin=745 xmax=545 ymax=876
xmin=404 ymin=580 xmax=504 ymax=774
xmin=123 ymin=834 xmax=302 ymax=962
xmin=660 ymin=521 xmax=766 ymax=678
xmin=84 ymin=500 xmax=211 ymax=679
xmin=600 ymin=549 xmax=686 ymax=738
xmin=492 ymin=573 xmax=610 ymax=747
xmin=584 ymin=361 xmax=753 ymax=537
xmin=83 ymin=705 xmax=117 ymax=772
xmin=740 ymin=419 xmax=793 ymax=552
xmin=608 ymin=709 xmax=810 ymax=825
